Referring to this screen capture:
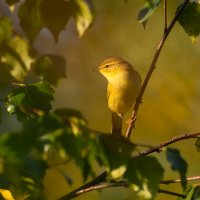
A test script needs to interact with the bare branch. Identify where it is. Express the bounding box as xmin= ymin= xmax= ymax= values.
xmin=164 ymin=0 xmax=168 ymax=32
xmin=70 ymin=181 xmax=128 ymax=199
xmin=58 ymin=171 xmax=108 ymax=200
xmin=160 ymin=176 xmax=200 ymax=184
xmin=158 ymin=189 xmax=186 ymax=198
xmin=125 ymin=0 xmax=190 ymax=138
xmin=137 ymin=132 xmax=200 ymax=157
